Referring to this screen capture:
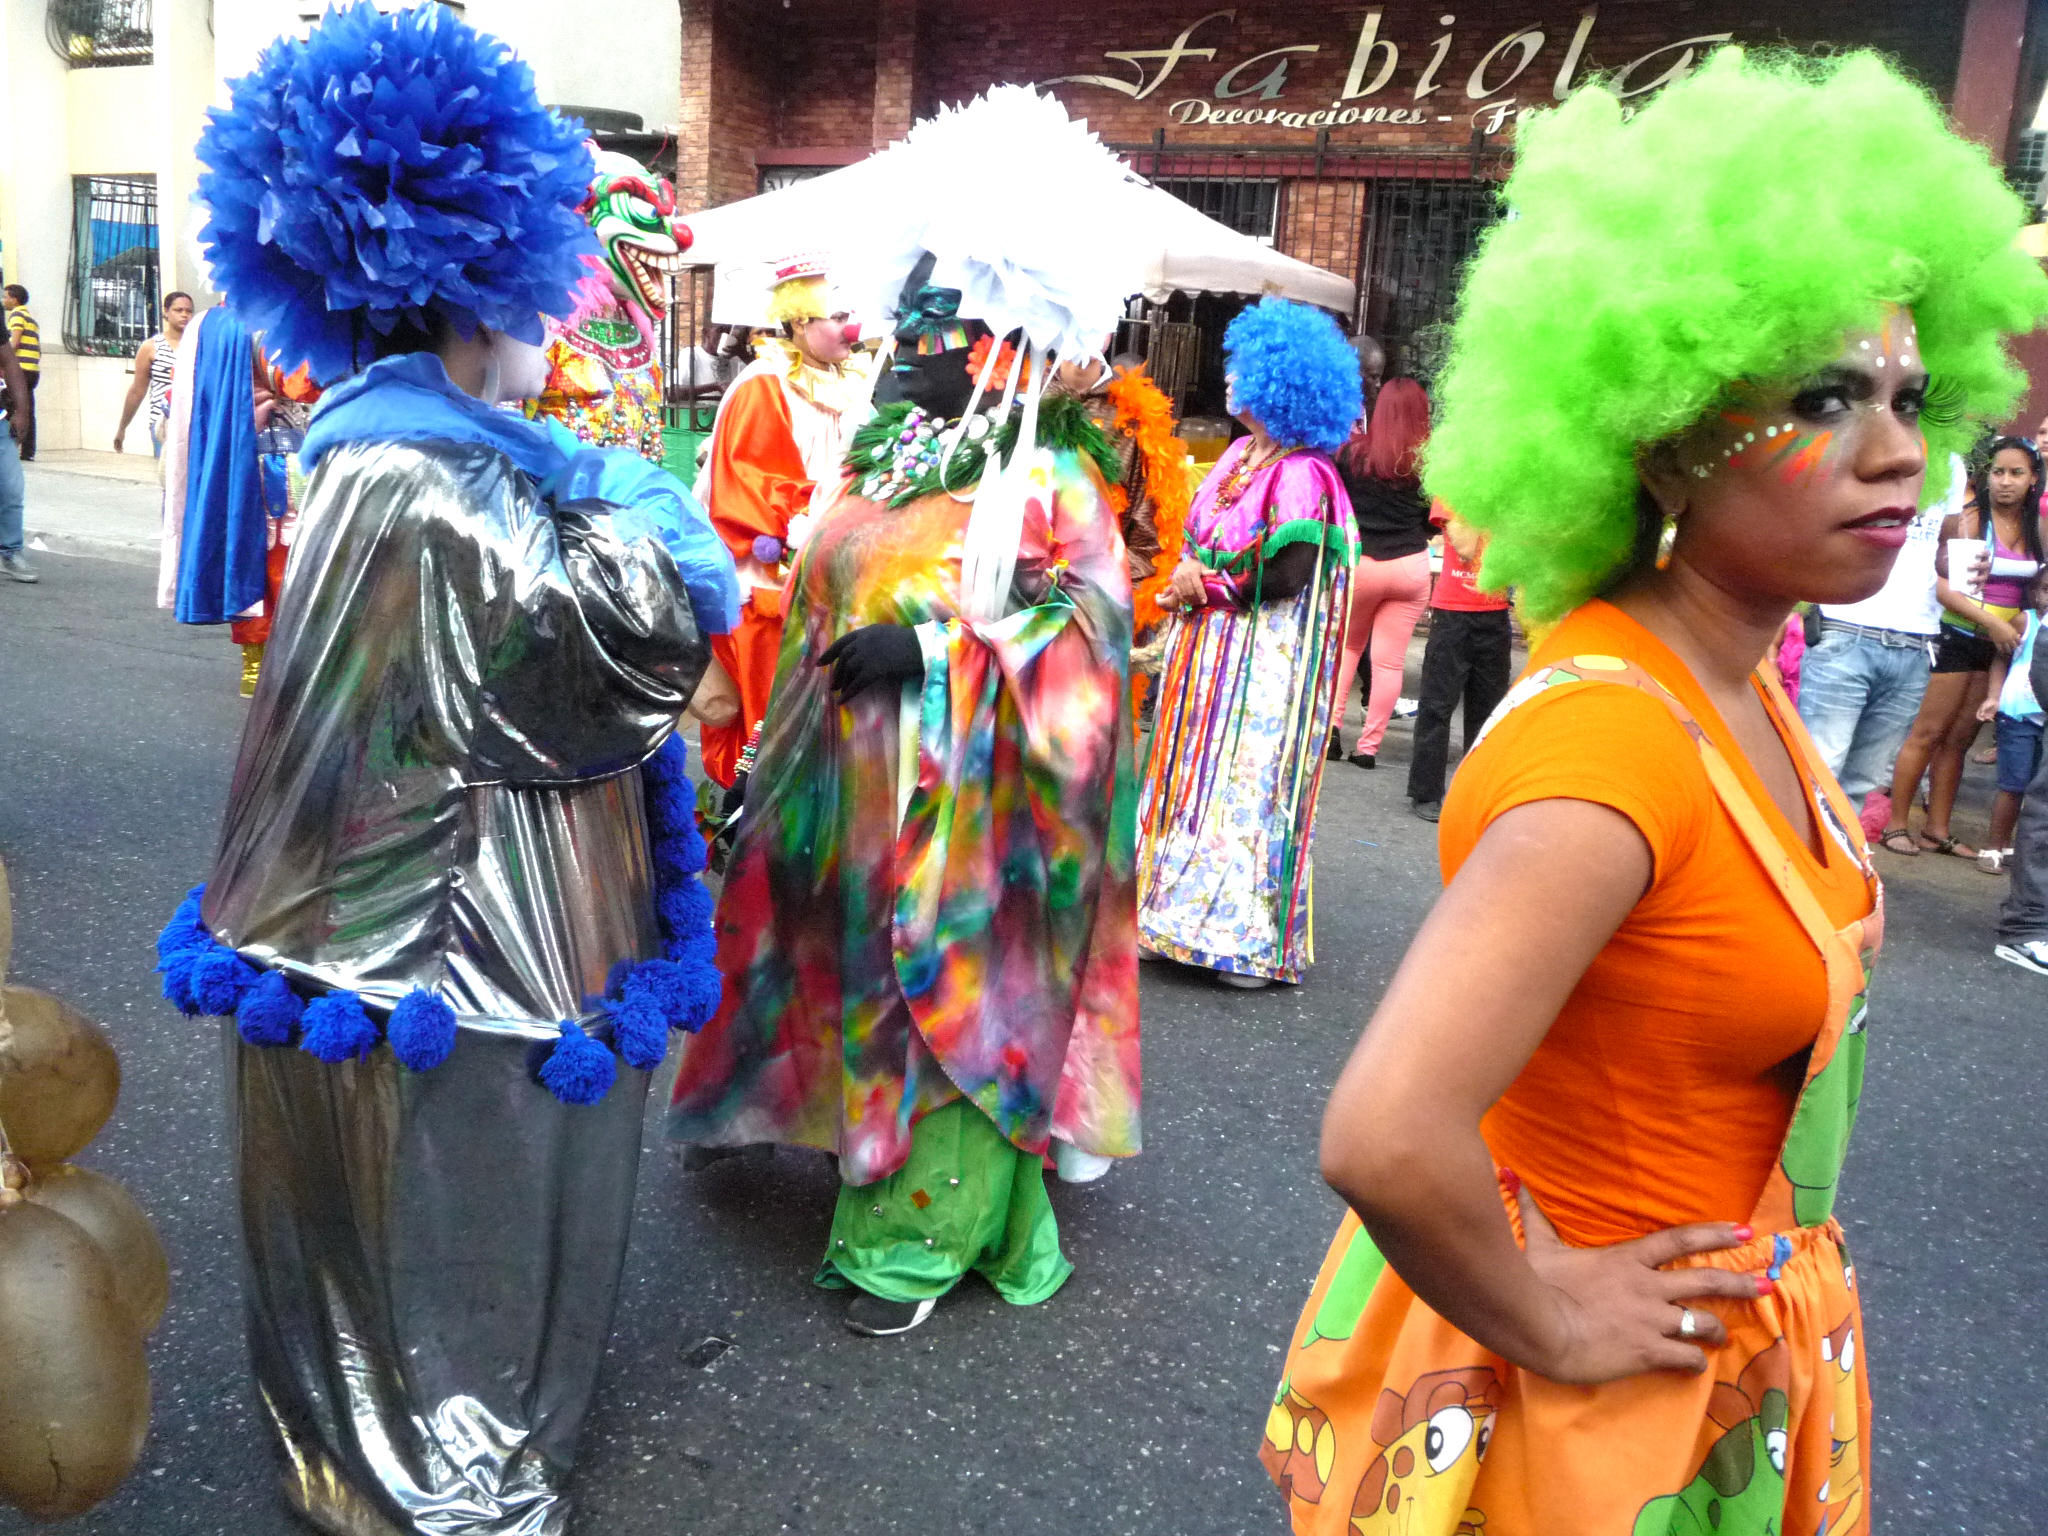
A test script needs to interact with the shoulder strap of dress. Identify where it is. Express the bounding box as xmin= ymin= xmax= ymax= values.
xmin=1472 ymin=655 xmax=1872 ymax=953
